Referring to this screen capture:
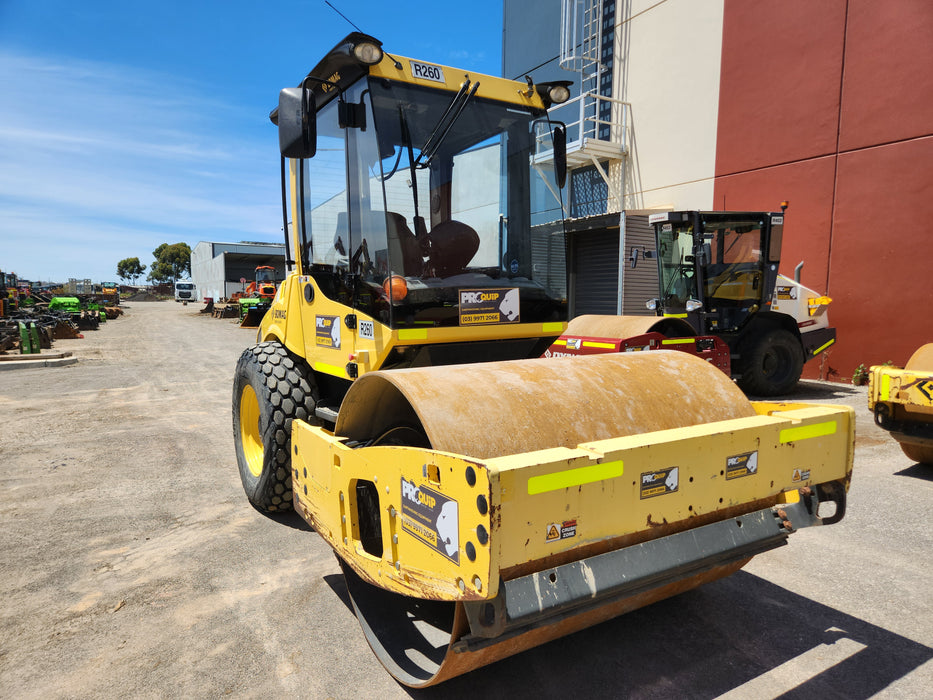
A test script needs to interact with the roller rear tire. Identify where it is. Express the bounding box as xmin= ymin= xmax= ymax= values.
xmin=738 ymin=329 xmax=804 ymax=396
xmin=233 ymin=341 xmax=318 ymax=512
